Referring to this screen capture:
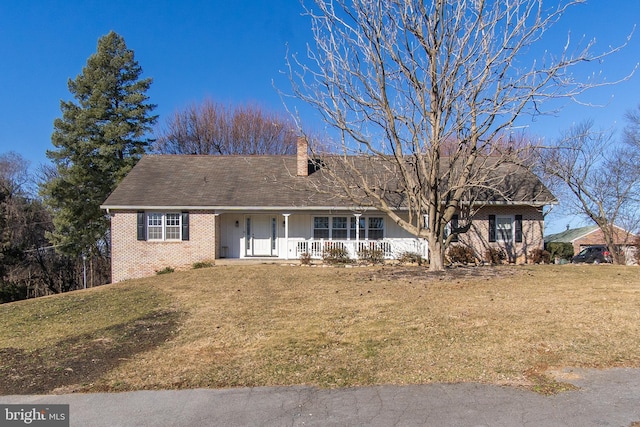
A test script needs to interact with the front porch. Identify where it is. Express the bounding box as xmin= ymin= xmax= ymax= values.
xmin=289 ymin=238 xmax=428 ymax=261
xmin=216 ymin=212 xmax=428 ymax=261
